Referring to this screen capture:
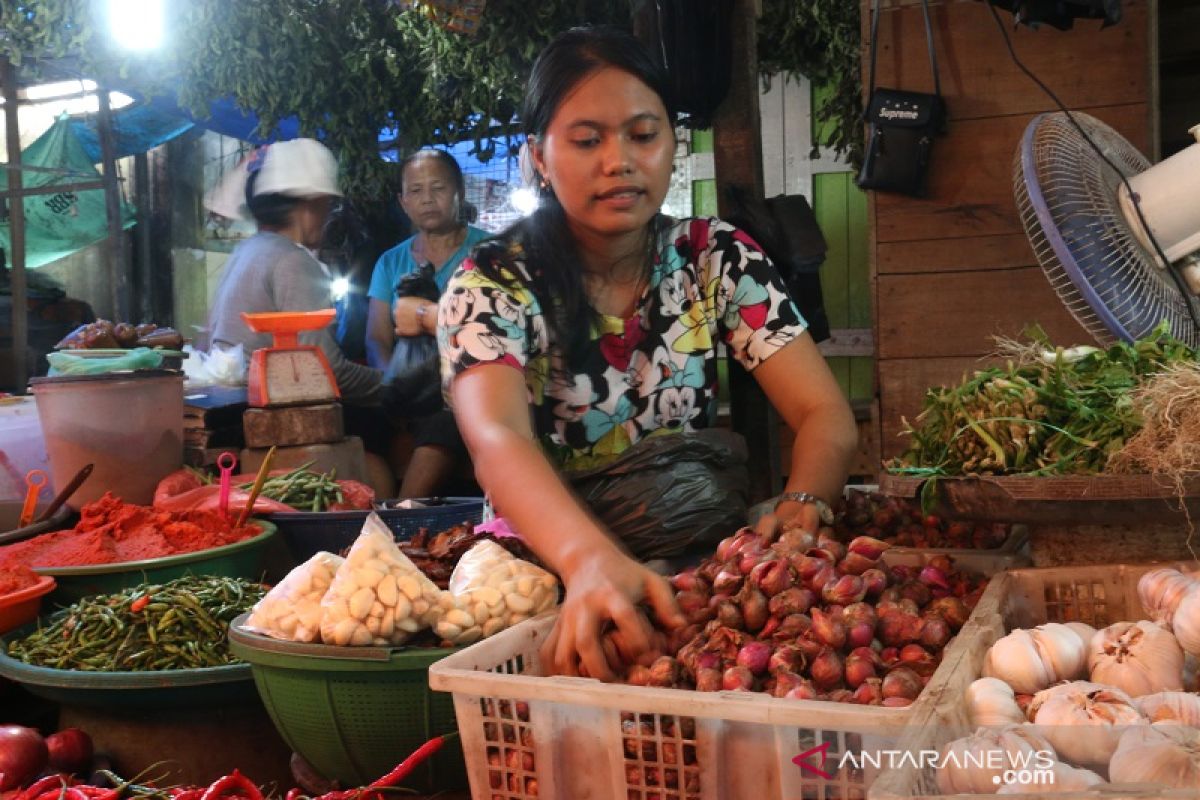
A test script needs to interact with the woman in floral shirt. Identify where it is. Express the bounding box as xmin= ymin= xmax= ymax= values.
xmin=438 ymin=26 xmax=858 ymax=679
